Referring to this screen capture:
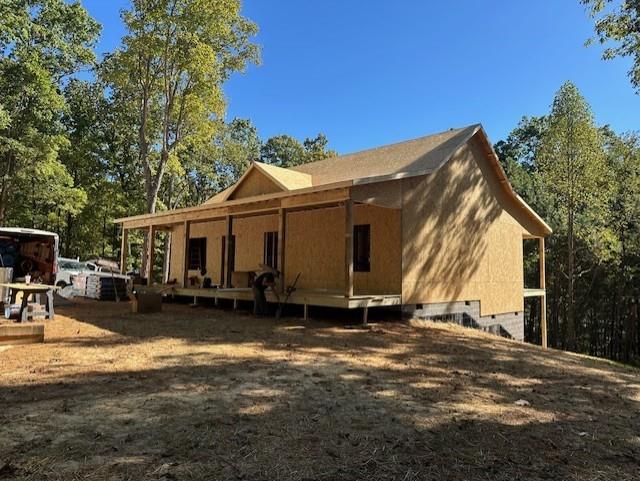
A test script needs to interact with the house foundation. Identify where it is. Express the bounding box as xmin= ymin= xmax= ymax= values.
xmin=403 ymin=300 xmax=524 ymax=341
